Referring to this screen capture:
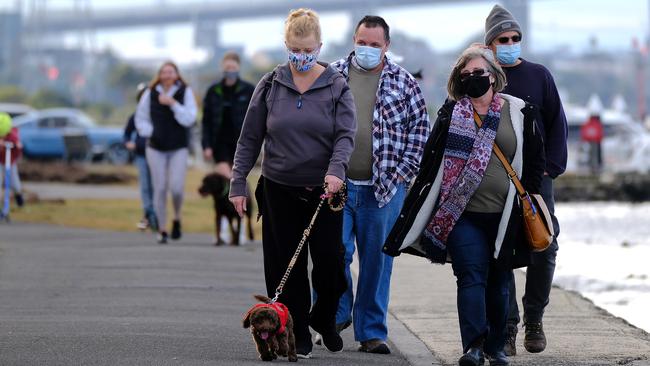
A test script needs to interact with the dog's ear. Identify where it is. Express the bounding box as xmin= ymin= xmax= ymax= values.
xmin=243 ymin=309 xmax=252 ymax=328
xmin=254 ymin=294 xmax=272 ymax=304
